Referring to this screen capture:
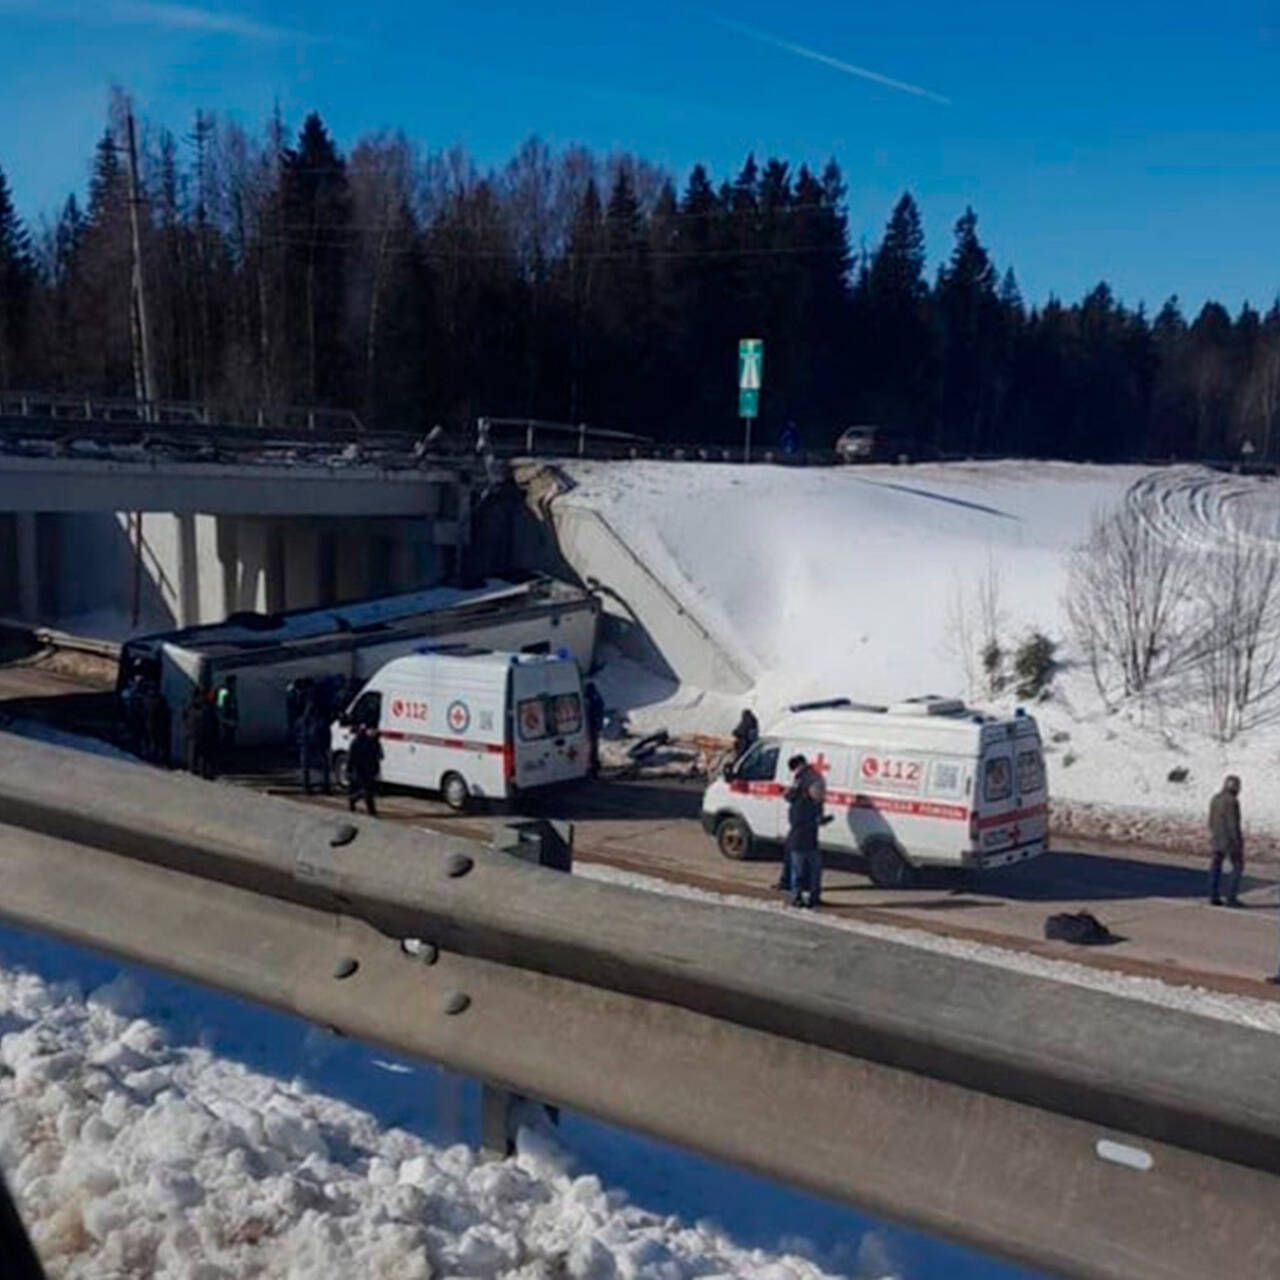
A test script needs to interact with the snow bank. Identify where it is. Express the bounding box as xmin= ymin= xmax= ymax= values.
xmin=0 ymin=955 xmax=870 ymax=1280
xmin=563 ymin=460 xmax=1280 ymax=842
